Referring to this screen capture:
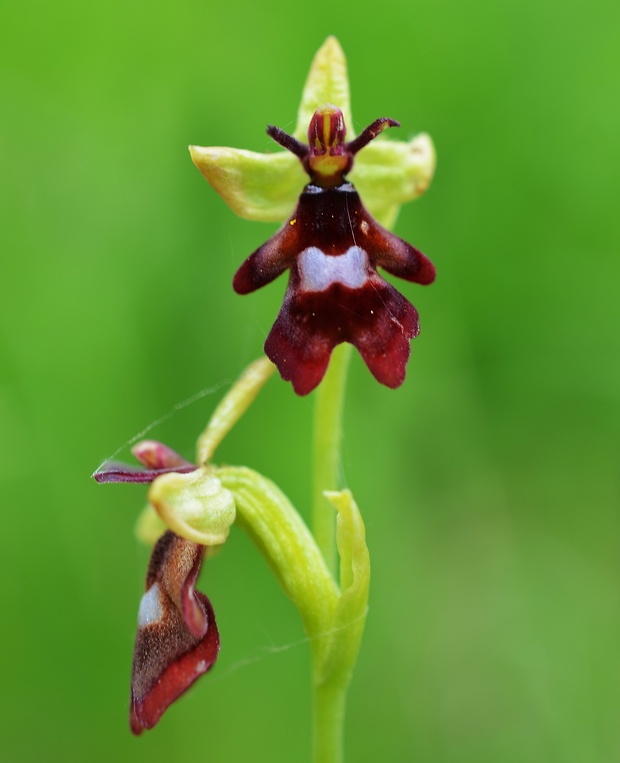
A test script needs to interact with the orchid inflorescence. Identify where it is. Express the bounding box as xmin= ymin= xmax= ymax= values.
xmin=95 ymin=36 xmax=435 ymax=758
